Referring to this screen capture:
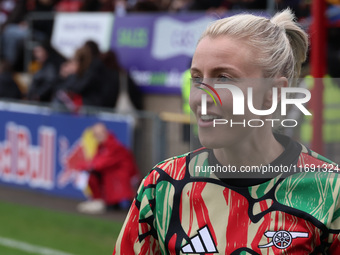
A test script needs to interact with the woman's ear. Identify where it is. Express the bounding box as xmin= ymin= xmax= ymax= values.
xmin=262 ymin=77 xmax=288 ymax=109
xmin=275 ymin=77 xmax=288 ymax=102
